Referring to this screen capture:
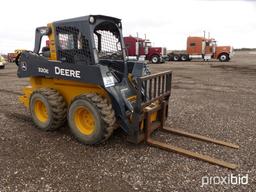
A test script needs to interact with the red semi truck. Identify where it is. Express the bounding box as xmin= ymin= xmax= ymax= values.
xmin=168 ymin=36 xmax=234 ymax=62
xmin=124 ymin=36 xmax=167 ymax=64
